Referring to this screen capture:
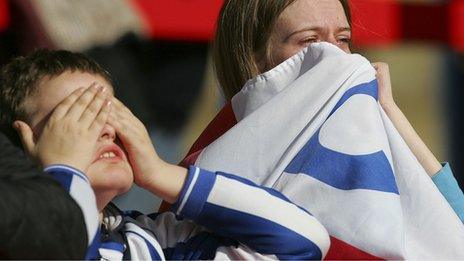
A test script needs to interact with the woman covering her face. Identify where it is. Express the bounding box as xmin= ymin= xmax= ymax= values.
xmin=174 ymin=0 xmax=464 ymax=259
xmin=214 ymin=1 xmax=461 ymax=204
xmin=213 ymin=0 xmax=450 ymax=178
